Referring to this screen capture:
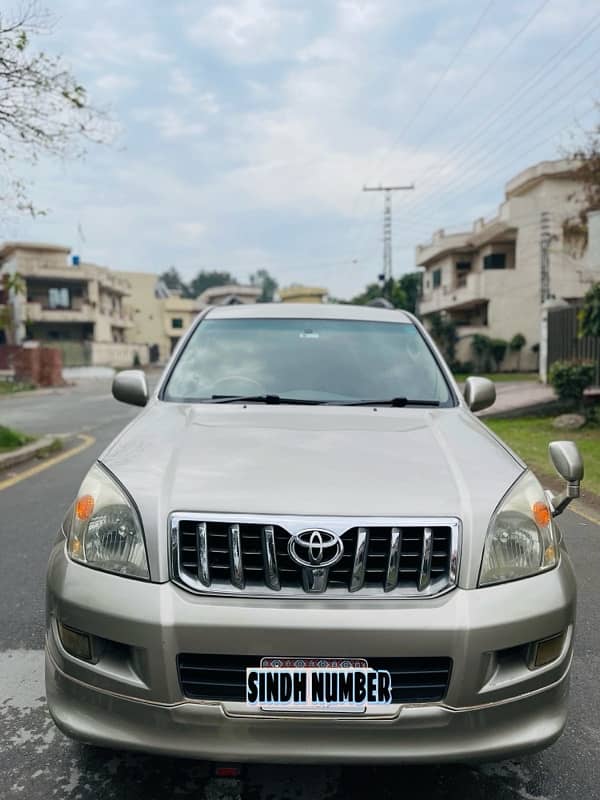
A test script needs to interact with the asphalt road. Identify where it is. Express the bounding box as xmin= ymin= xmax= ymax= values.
xmin=1 ymin=379 xmax=599 ymax=800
